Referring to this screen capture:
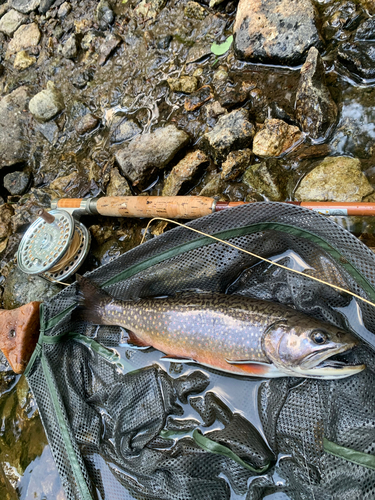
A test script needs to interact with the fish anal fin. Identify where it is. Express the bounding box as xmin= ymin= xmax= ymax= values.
xmin=161 ymin=355 xmax=196 ymax=363
xmin=127 ymin=331 xmax=150 ymax=348
xmin=226 ymin=359 xmax=282 ymax=377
